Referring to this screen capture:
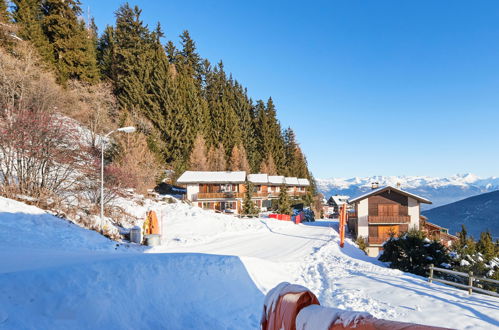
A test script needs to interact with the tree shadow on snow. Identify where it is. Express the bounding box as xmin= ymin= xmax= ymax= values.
xmin=0 ymin=252 xmax=266 ymax=329
xmin=352 ymin=271 xmax=499 ymax=327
